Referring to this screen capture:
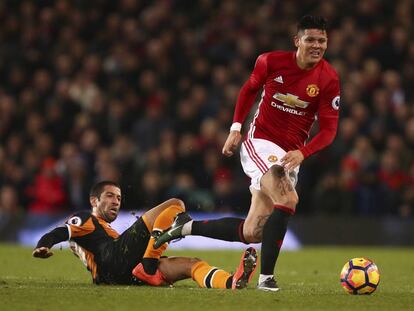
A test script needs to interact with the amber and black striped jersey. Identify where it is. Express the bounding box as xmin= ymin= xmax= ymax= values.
xmin=36 ymin=211 xmax=120 ymax=281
